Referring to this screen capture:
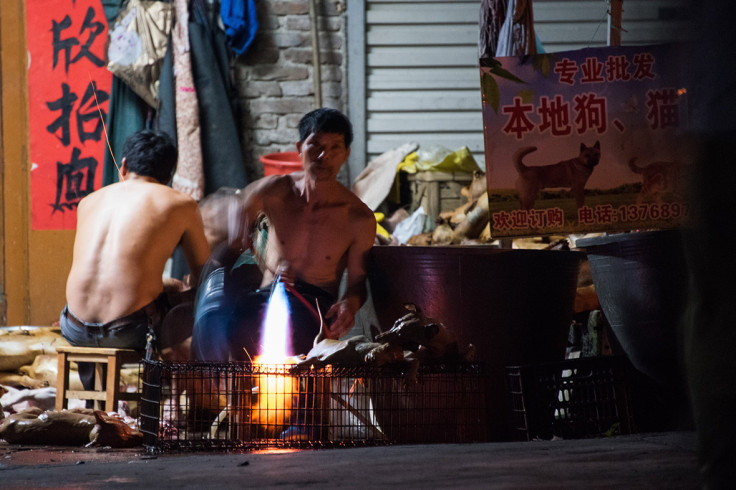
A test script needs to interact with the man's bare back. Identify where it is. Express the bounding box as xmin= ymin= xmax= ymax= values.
xmin=65 ymin=170 xmax=209 ymax=324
